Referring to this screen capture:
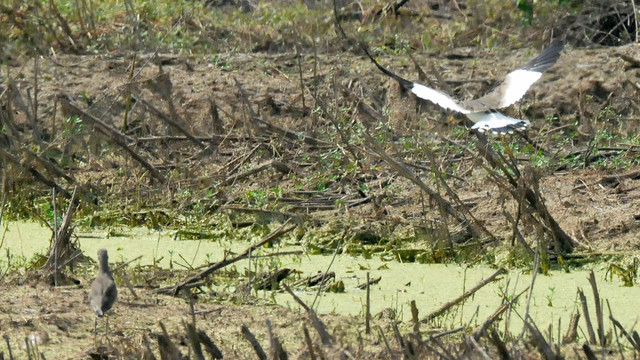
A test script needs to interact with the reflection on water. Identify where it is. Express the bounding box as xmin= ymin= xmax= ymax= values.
xmin=1 ymin=221 xmax=639 ymax=335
